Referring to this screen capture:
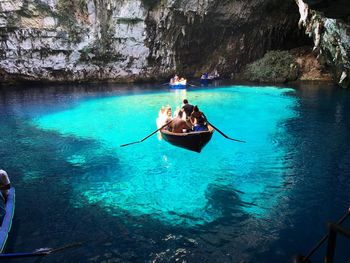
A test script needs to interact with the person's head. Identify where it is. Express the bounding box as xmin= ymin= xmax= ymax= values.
xmin=183 ymin=99 xmax=188 ymax=104
xmin=193 ymin=105 xmax=199 ymax=112
xmin=178 ymin=110 xmax=183 ymax=118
